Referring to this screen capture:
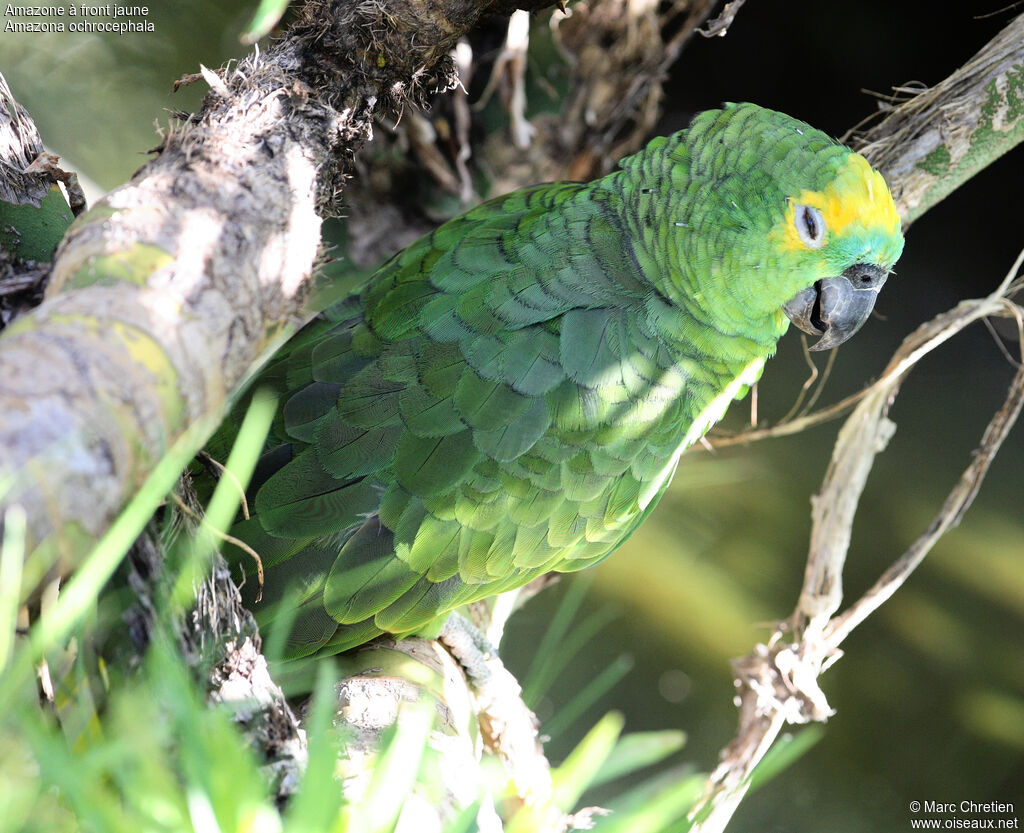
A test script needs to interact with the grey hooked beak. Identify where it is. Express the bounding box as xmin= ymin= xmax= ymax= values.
xmin=783 ymin=263 xmax=889 ymax=351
